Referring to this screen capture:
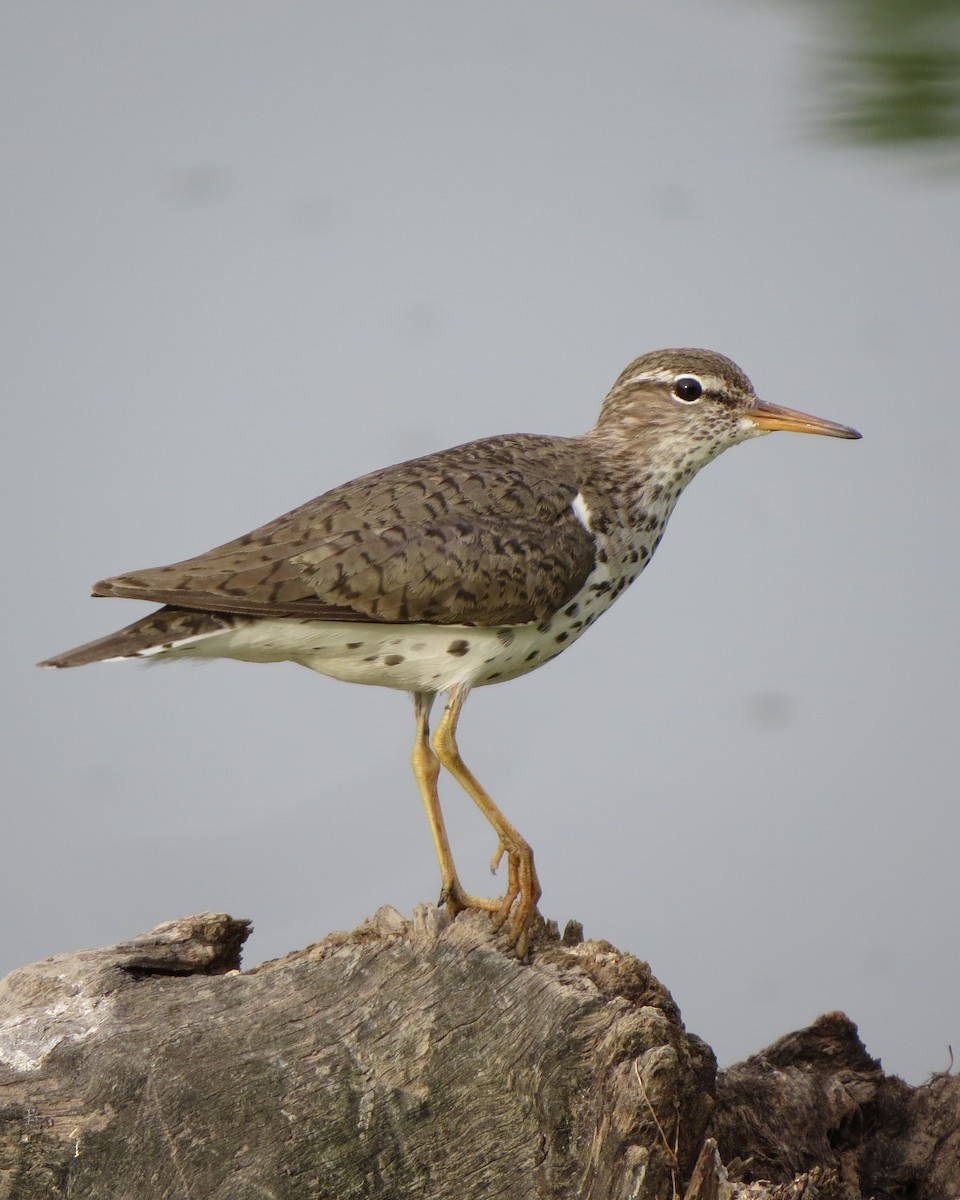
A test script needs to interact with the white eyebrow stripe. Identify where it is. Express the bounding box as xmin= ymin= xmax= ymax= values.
xmin=623 ymin=369 xmax=720 ymax=391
